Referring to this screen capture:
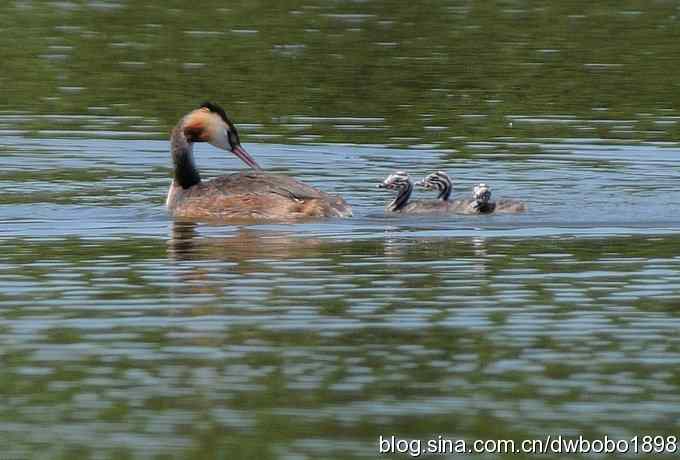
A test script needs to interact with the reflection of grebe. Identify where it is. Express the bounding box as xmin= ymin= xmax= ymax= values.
xmin=166 ymin=102 xmax=352 ymax=220
xmin=378 ymin=171 xmax=459 ymax=214
xmin=168 ymin=222 xmax=328 ymax=298
xmin=168 ymin=221 xmax=324 ymax=264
